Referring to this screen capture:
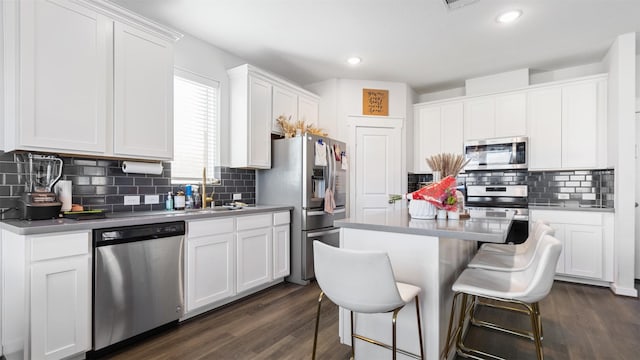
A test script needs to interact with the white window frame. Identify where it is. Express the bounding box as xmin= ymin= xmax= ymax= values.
xmin=172 ymin=67 xmax=221 ymax=185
